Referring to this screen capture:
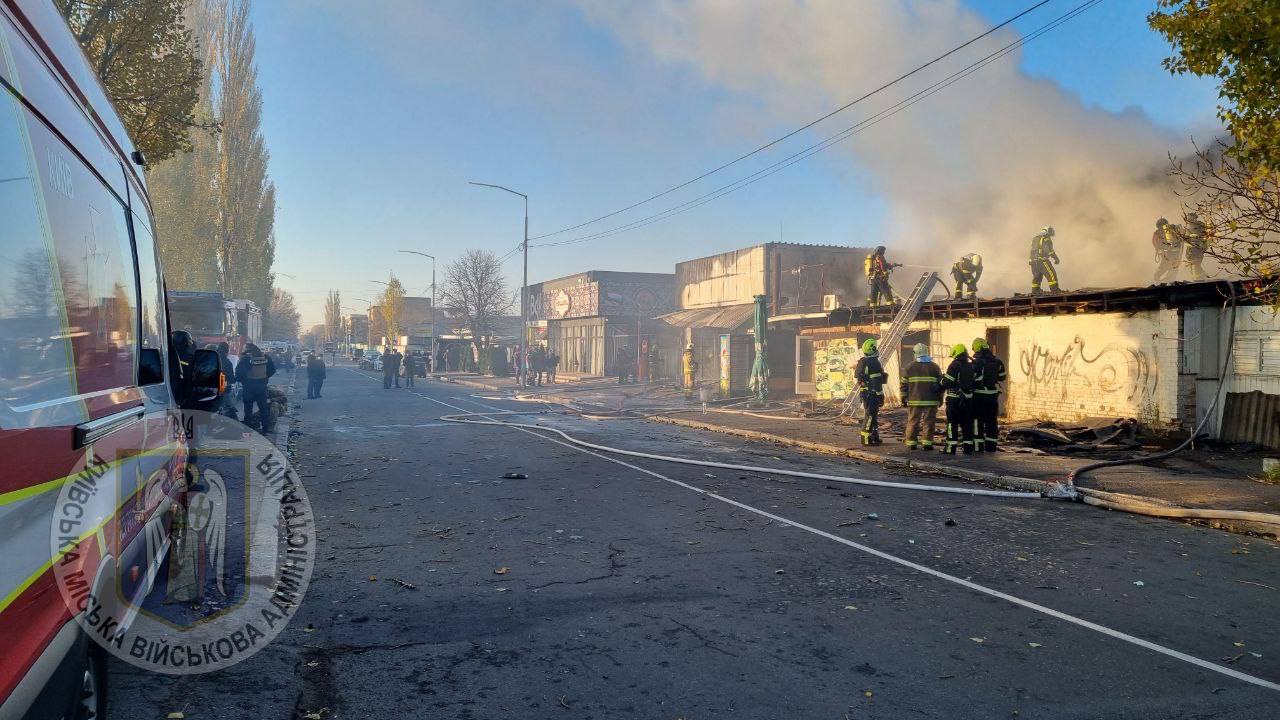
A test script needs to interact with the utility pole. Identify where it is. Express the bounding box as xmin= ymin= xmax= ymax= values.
xmin=469 ymin=181 xmax=528 ymax=381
